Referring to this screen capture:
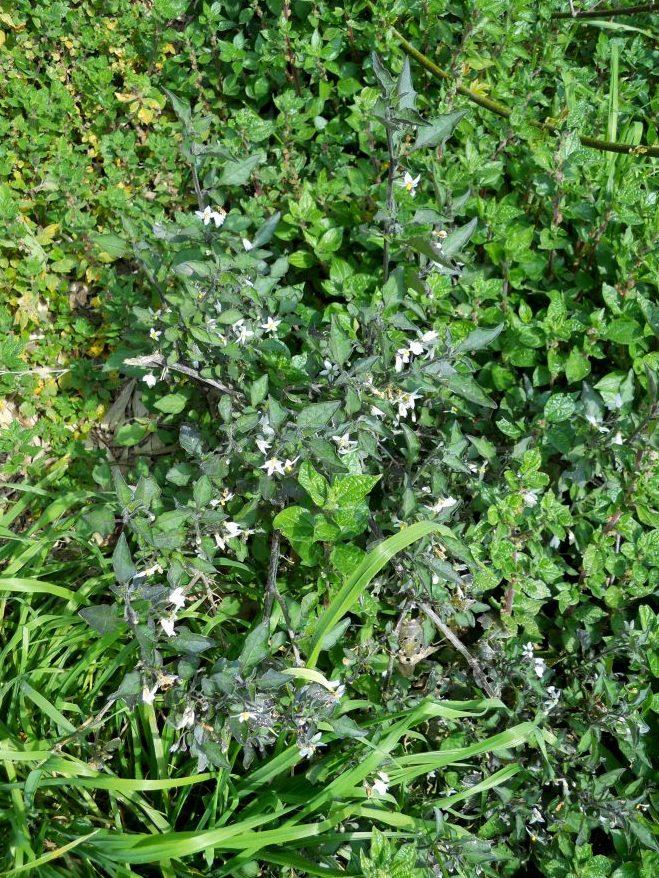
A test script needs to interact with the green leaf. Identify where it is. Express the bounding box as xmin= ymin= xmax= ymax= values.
xmin=544 ymin=393 xmax=576 ymax=423
xmin=396 ymin=57 xmax=416 ymax=110
xmin=565 ymin=348 xmax=590 ymax=383
xmin=371 ymin=52 xmax=395 ymax=96
xmin=179 ymin=424 xmax=204 ymax=456
xmin=314 ymin=227 xmax=343 ymax=259
xmin=79 ymin=605 xmax=125 ymax=636
xmin=295 ymin=401 xmax=341 ymax=431
xmin=193 ymin=476 xmax=213 ymax=507
xmin=412 ymin=110 xmax=468 ymax=152
xmin=239 ymin=621 xmax=270 ymax=672
xmin=447 ymin=375 xmax=497 ymax=408
xmin=273 ymin=506 xmax=315 ymax=542
xmin=307 ymin=520 xmax=457 ymax=667
xmin=172 ymin=260 xmax=211 ymax=278
xmin=313 ymin=515 xmax=341 ymax=542
xmin=162 ymin=87 xmax=191 ymax=126
xmin=327 ymin=715 xmax=368 ymax=738
xmin=172 ymin=631 xmax=216 ymax=654
xmin=82 ymin=505 xmax=116 ymax=537
xmin=329 ymin=317 xmax=352 ymax=367
xmin=89 ymin=233 xmax=129 ymax=259
xmin=252 ymin=211 xmax=281 ymax=248
xmin=455 ymin=324 xmax=503 ymax=353
xmin=115 ymin=423 xmax=148 ymax=447
xmin=112 ymin=533 xmax=136 ymax=584
xmin=605 ymin=318 xmax=641 ymax=345
xmin=298 ymin=462 xmax=330 ymax=506
xmin=154 ymin=393 xmax=187 ymax=414
xmin=327 ymin=475 xmax=381 ymax=508
xmin=250 ymin=374 xmax=268 ymax=407
xmin=442 ymin=218 xmax=477 ymax=259
xmin=219 ymin=154 xmax=262 ymax=186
